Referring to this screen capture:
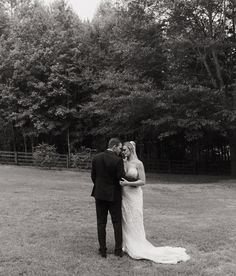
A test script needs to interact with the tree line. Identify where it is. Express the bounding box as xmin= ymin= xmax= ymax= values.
xmin=0 ymin=0 xmax=236 ymax=175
